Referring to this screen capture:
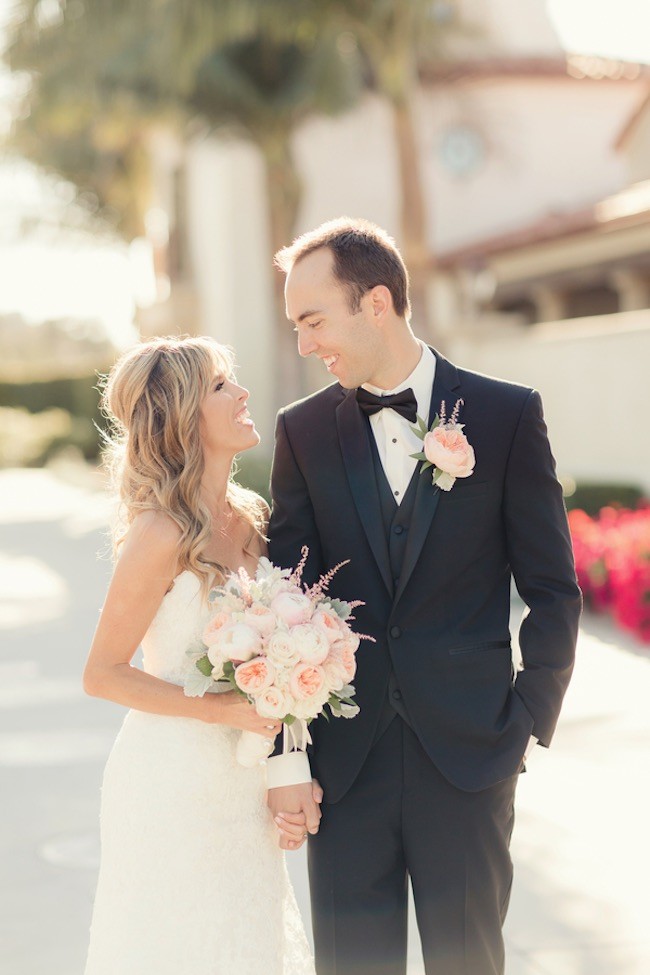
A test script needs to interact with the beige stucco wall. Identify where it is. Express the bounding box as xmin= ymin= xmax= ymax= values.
xmin=623 ymin=103 xmax=650 ymax=184
xmin=184 ymin=137 xmax=277 ymax=447
xmin=448 ymin=311 xmax=650 ymax=492
xmin=292 ymin=80 xmax=643 ymax=255
xmin=418 ymin=79 xmax=641 ymax=251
